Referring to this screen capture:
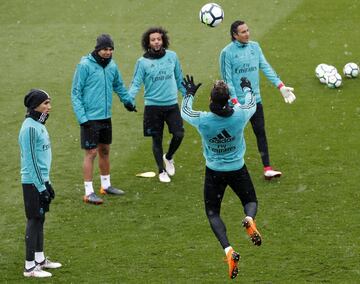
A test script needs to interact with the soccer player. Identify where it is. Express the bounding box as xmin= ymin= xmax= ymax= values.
xmin=181 ymin=75 xmax=262 ymax=279
xmin=71 ymin=34 xmax=136 ymax=205
xmin=220 ymin=20 xmax=296 ymax=180
xmin=19 ymin=89 xmax=61 ymax=278
xmin=128 ymin=27 xmax=186 ymax=183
